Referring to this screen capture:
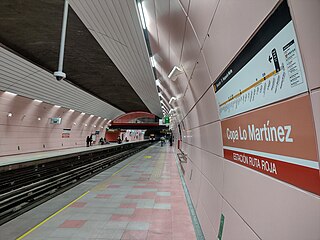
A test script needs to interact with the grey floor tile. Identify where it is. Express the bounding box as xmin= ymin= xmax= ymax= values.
xmin=126 ymin=222 xmax=150 ymax=231
xmin=154 ymin=203 xmax=171 ymax=209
